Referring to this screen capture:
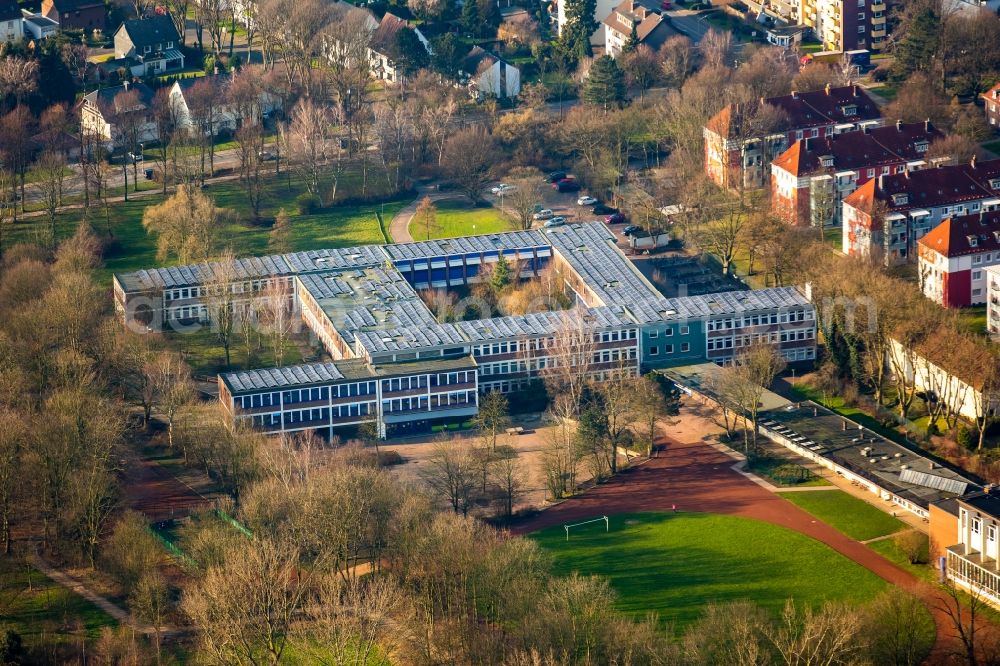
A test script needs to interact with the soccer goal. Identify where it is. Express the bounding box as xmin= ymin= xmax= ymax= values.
xmin=564 ymin=516 xmax=609 ymax=541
